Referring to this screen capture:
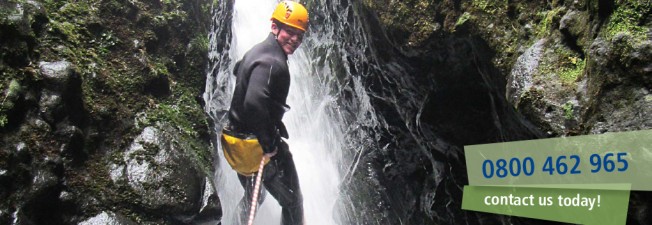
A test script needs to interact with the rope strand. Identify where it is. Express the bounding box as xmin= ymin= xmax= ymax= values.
xmin=247 ymin=157 xmax=266 ymax=225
